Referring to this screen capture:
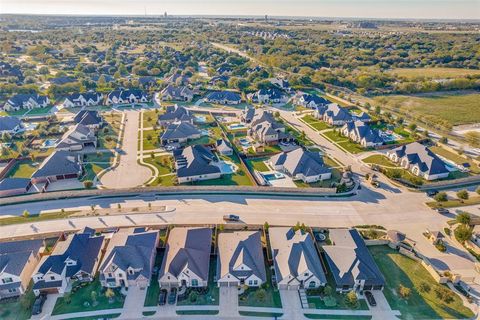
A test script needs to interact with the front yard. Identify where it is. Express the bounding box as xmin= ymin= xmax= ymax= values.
xmin=142 ymin=129 xmax=162 ymax=151
xmin=82 ymin=152 xmax=115 ymax=181
xmin=52 ymin=278 xmax=125 ymax=315
xmin=322 ymin=130 xmax=366 ymax=154
xmin=0 ymin=287 xmax=36 ymax=320
xmin=301 ymin=114 xmax=331 ymax=131
xmin=97 ymin=112 xmax=122 ymax=149
xmin=177 ymin=256 xmax=219 ymax=306
xmin=369 ymin=245 xmax=474 ymax=320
